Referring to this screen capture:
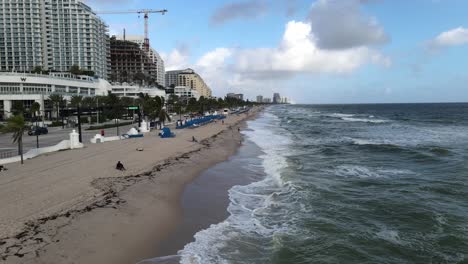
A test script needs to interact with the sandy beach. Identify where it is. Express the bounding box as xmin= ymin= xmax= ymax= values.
xmin=0 ymin=107 xmax=262 ymax=264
